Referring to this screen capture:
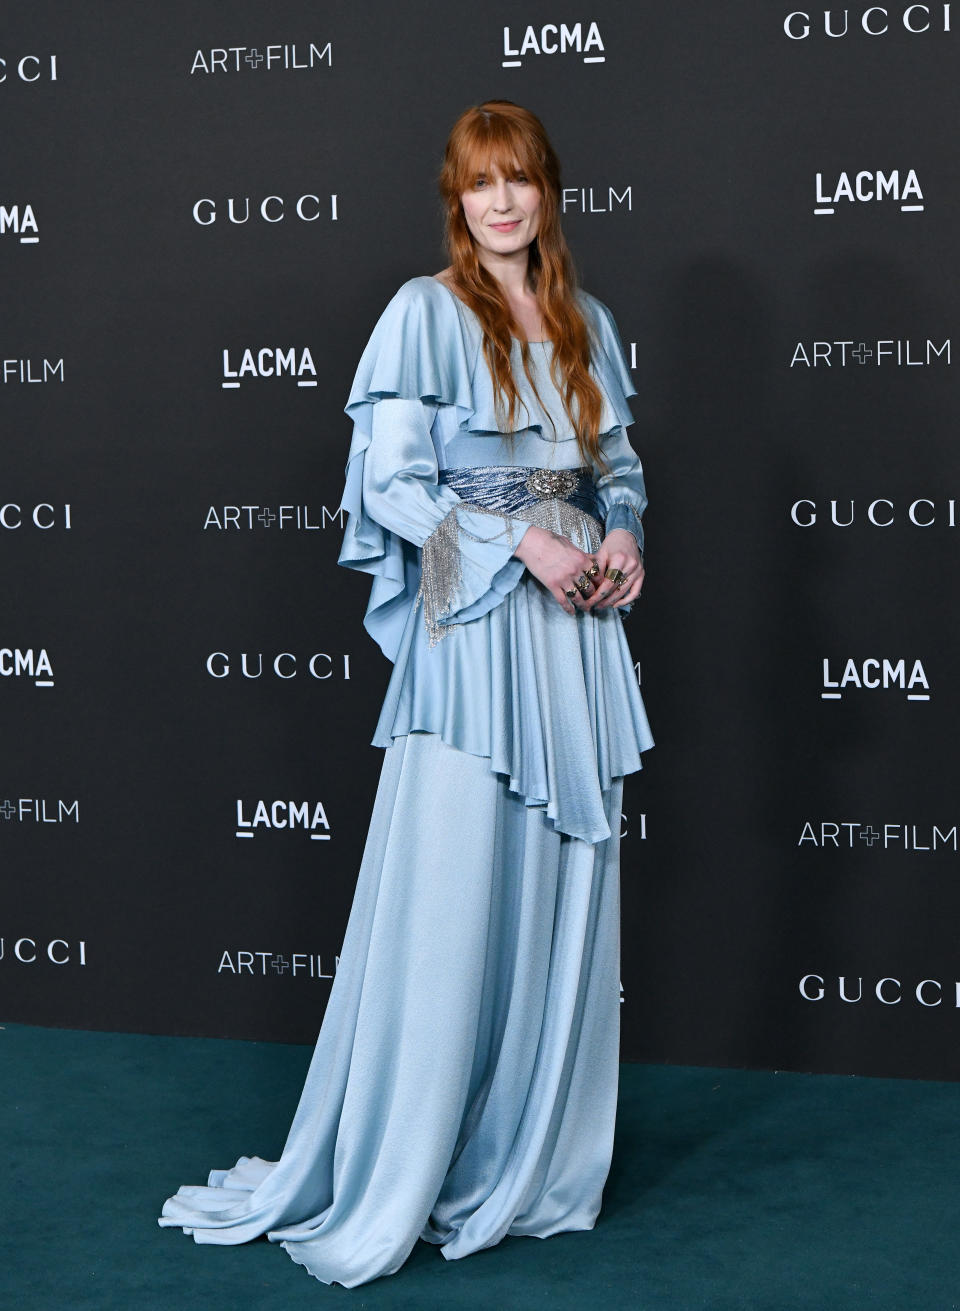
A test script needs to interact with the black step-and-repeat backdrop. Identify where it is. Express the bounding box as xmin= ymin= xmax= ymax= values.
xmin=4 ymin=2 xmax=959 ymax=1081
